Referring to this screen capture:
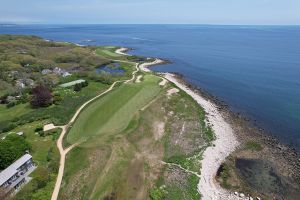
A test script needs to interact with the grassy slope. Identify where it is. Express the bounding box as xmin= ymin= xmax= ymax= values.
xmin=60 ymin=75 xmax=162 ymax=199
xmin=66 ymin=75 xmax=161 ymax=145
xmin=60 ymin=77 xmax=213 ymax=200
